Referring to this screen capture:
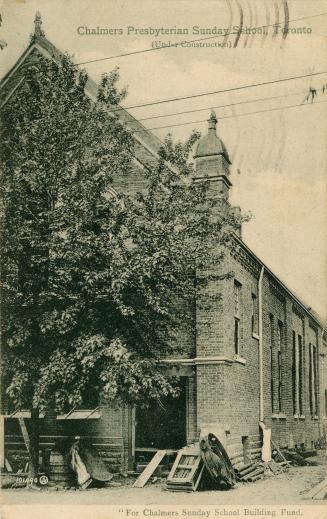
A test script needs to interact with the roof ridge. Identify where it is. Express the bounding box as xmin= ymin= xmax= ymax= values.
xmin=0 ymin=22 xmax=164 ymax=155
